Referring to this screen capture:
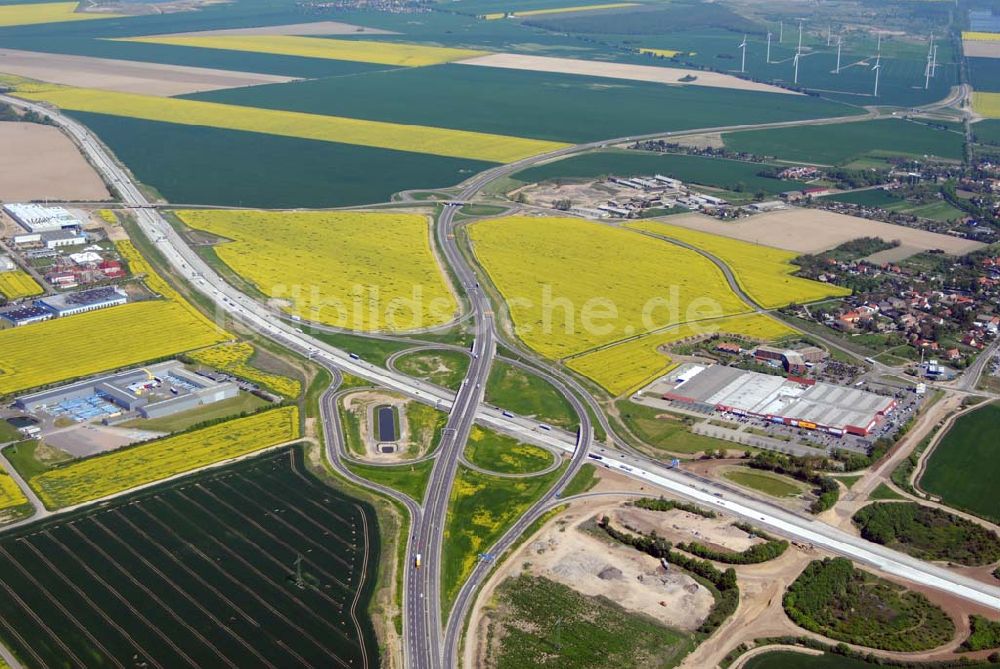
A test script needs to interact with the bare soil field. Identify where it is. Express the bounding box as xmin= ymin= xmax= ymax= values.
xmin=0 ymin=122 xmax=110 ymax=201
xmin=467 ymin=499 xmax=714 ymax=669
xmin=963 ymin=40 xmax=1000 ymax=59
xmin=0 ymin=48 xmax=296 ymax=96
xmin=662 ymin=209 xmax=985 ymax=256
xmin=613 ymin=504 xmax=766 ymax=552
xmin=151 ymin=20 xmax=395 ymax=37
xmin=457 ymin=53 xmax=800 ymax=95
xmin=43 ymin=424 xmax=166 ymax=458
